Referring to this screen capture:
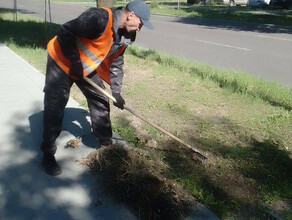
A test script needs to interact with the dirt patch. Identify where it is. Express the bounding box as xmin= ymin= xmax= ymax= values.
xmin=78 ymin=143 xmax=197 ymax=220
